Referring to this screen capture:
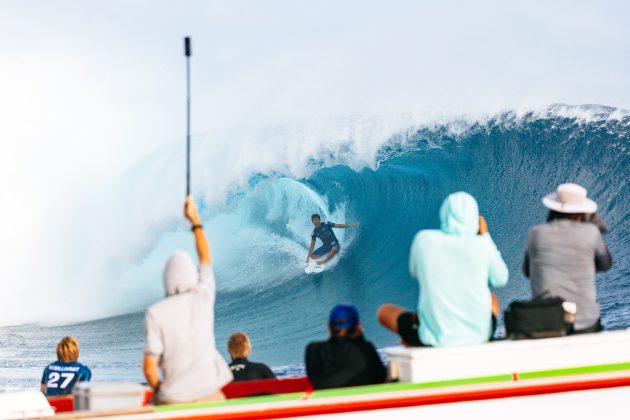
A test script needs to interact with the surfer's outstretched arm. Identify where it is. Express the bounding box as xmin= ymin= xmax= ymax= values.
xmin=333 ymin=222 xmax=359 ymax=228
xmin=184 ymin=195 xmax=211 ymax=266
xmin=306 ymin=240 xmax=316 ymax=263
